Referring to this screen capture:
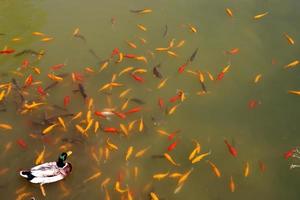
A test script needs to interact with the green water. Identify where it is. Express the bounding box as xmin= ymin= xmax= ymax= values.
xmin=1 ymin=0 xmax=300 ymax=199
